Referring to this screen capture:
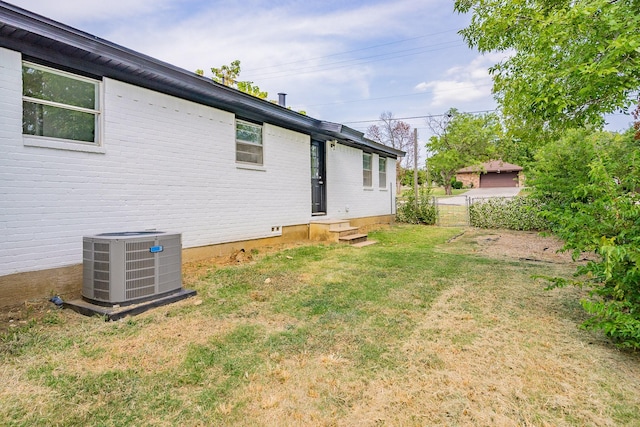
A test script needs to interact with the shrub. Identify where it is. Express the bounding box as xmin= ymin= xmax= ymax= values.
xmin=451 ymin=180 xmax=463 ymax=189
xmin=531 ymin=128 xmax=640 ymax=349
xmin=469 ymin=196 xmax=549 ymax=231
xmin=396 ymin=188 xmax=437 ymax=225
xmin=544 ymin=170 xmax=640 ymax=349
